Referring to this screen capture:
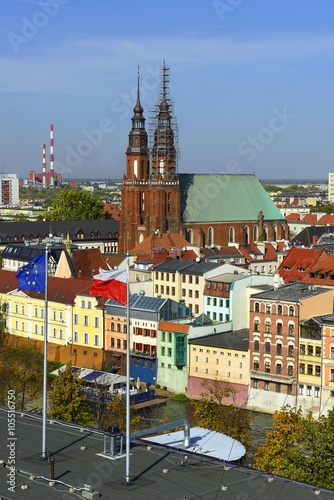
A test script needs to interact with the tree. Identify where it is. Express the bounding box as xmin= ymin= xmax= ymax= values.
xmin=192 ymin=379 xmax=253 ymax=451
xmin=254 ymin=405 xmax=334 ymax=489
xmin=43 ymin=189 xmax=104 ymax=221
xmin=0 ymin=334 xmax=44 ymax=411
xmin=49 ymin=364 xmax=94 ymax=426
xmin=102 ymin=395 xmax=140 ymax=434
